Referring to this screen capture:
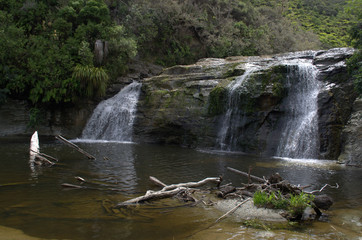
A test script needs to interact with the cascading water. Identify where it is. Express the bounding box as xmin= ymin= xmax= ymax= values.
xmin=81 ymin=82 xmax=142 ymax=141
xmin=276 ymin=61 xmax=321 ymax=159
xmin=217 ymin=65 xmax=259 ymax=151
